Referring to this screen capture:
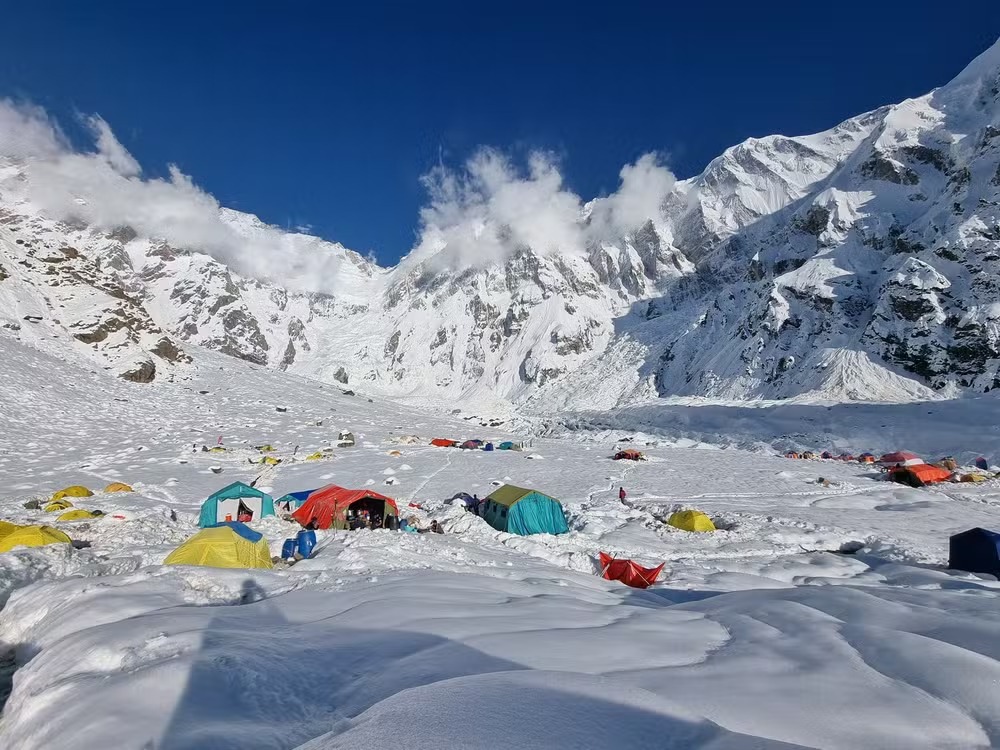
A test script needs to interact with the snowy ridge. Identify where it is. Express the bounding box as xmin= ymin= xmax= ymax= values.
xmin=1 ymin=40 xmax=999 ymax=410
